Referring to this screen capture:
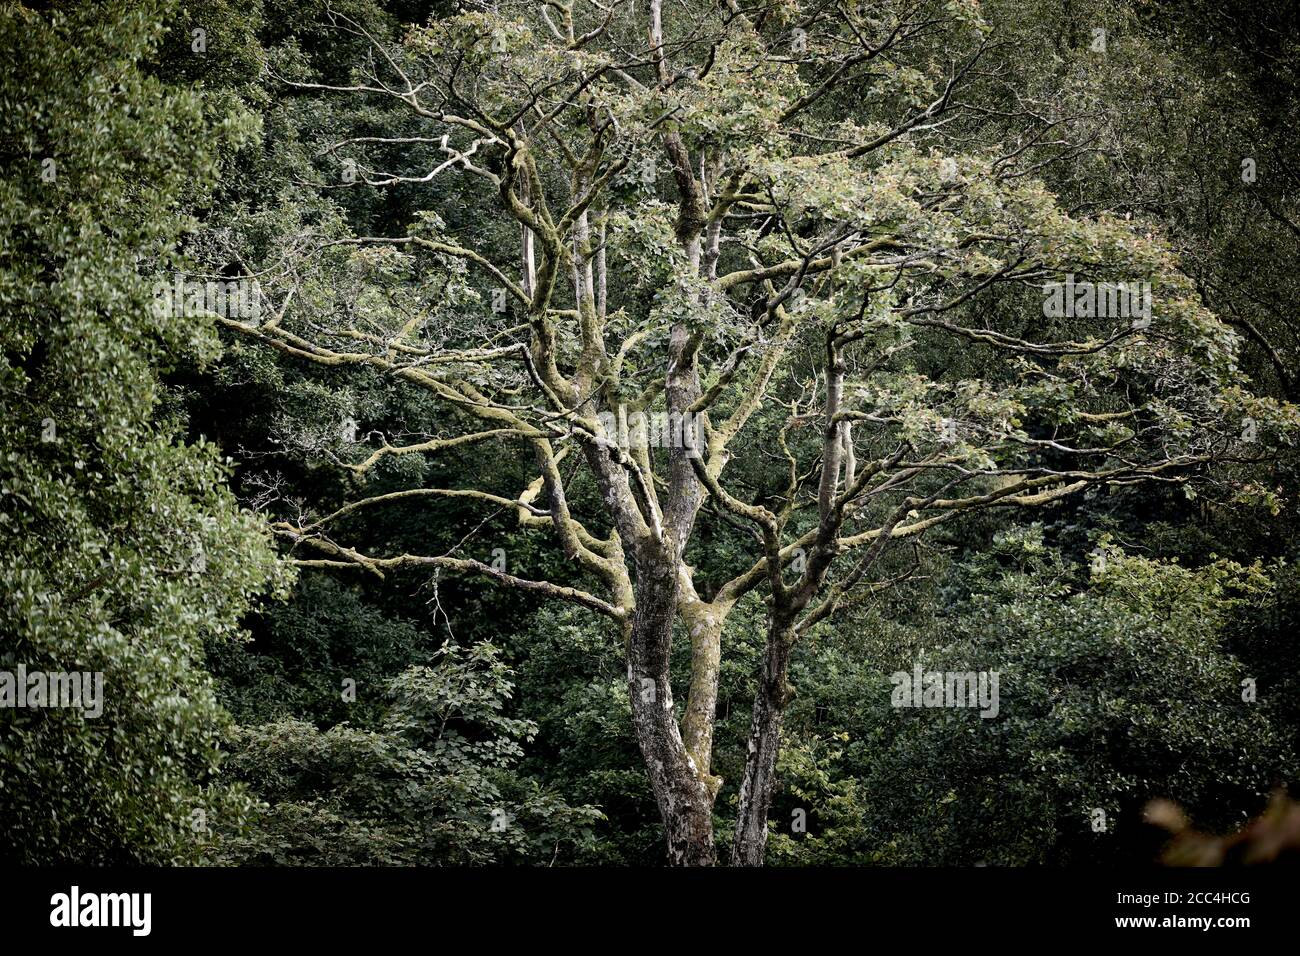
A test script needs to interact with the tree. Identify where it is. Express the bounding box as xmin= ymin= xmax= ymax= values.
xmin=214 ymin=0 xmax=1272 ymax=864
xmin=214 ymin=642 xmax=603 ymax=865
xmin=855 ymin=531 xmax=1290 ymax=865
xmin=0 ymin=0 xmax=284 ymax=862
